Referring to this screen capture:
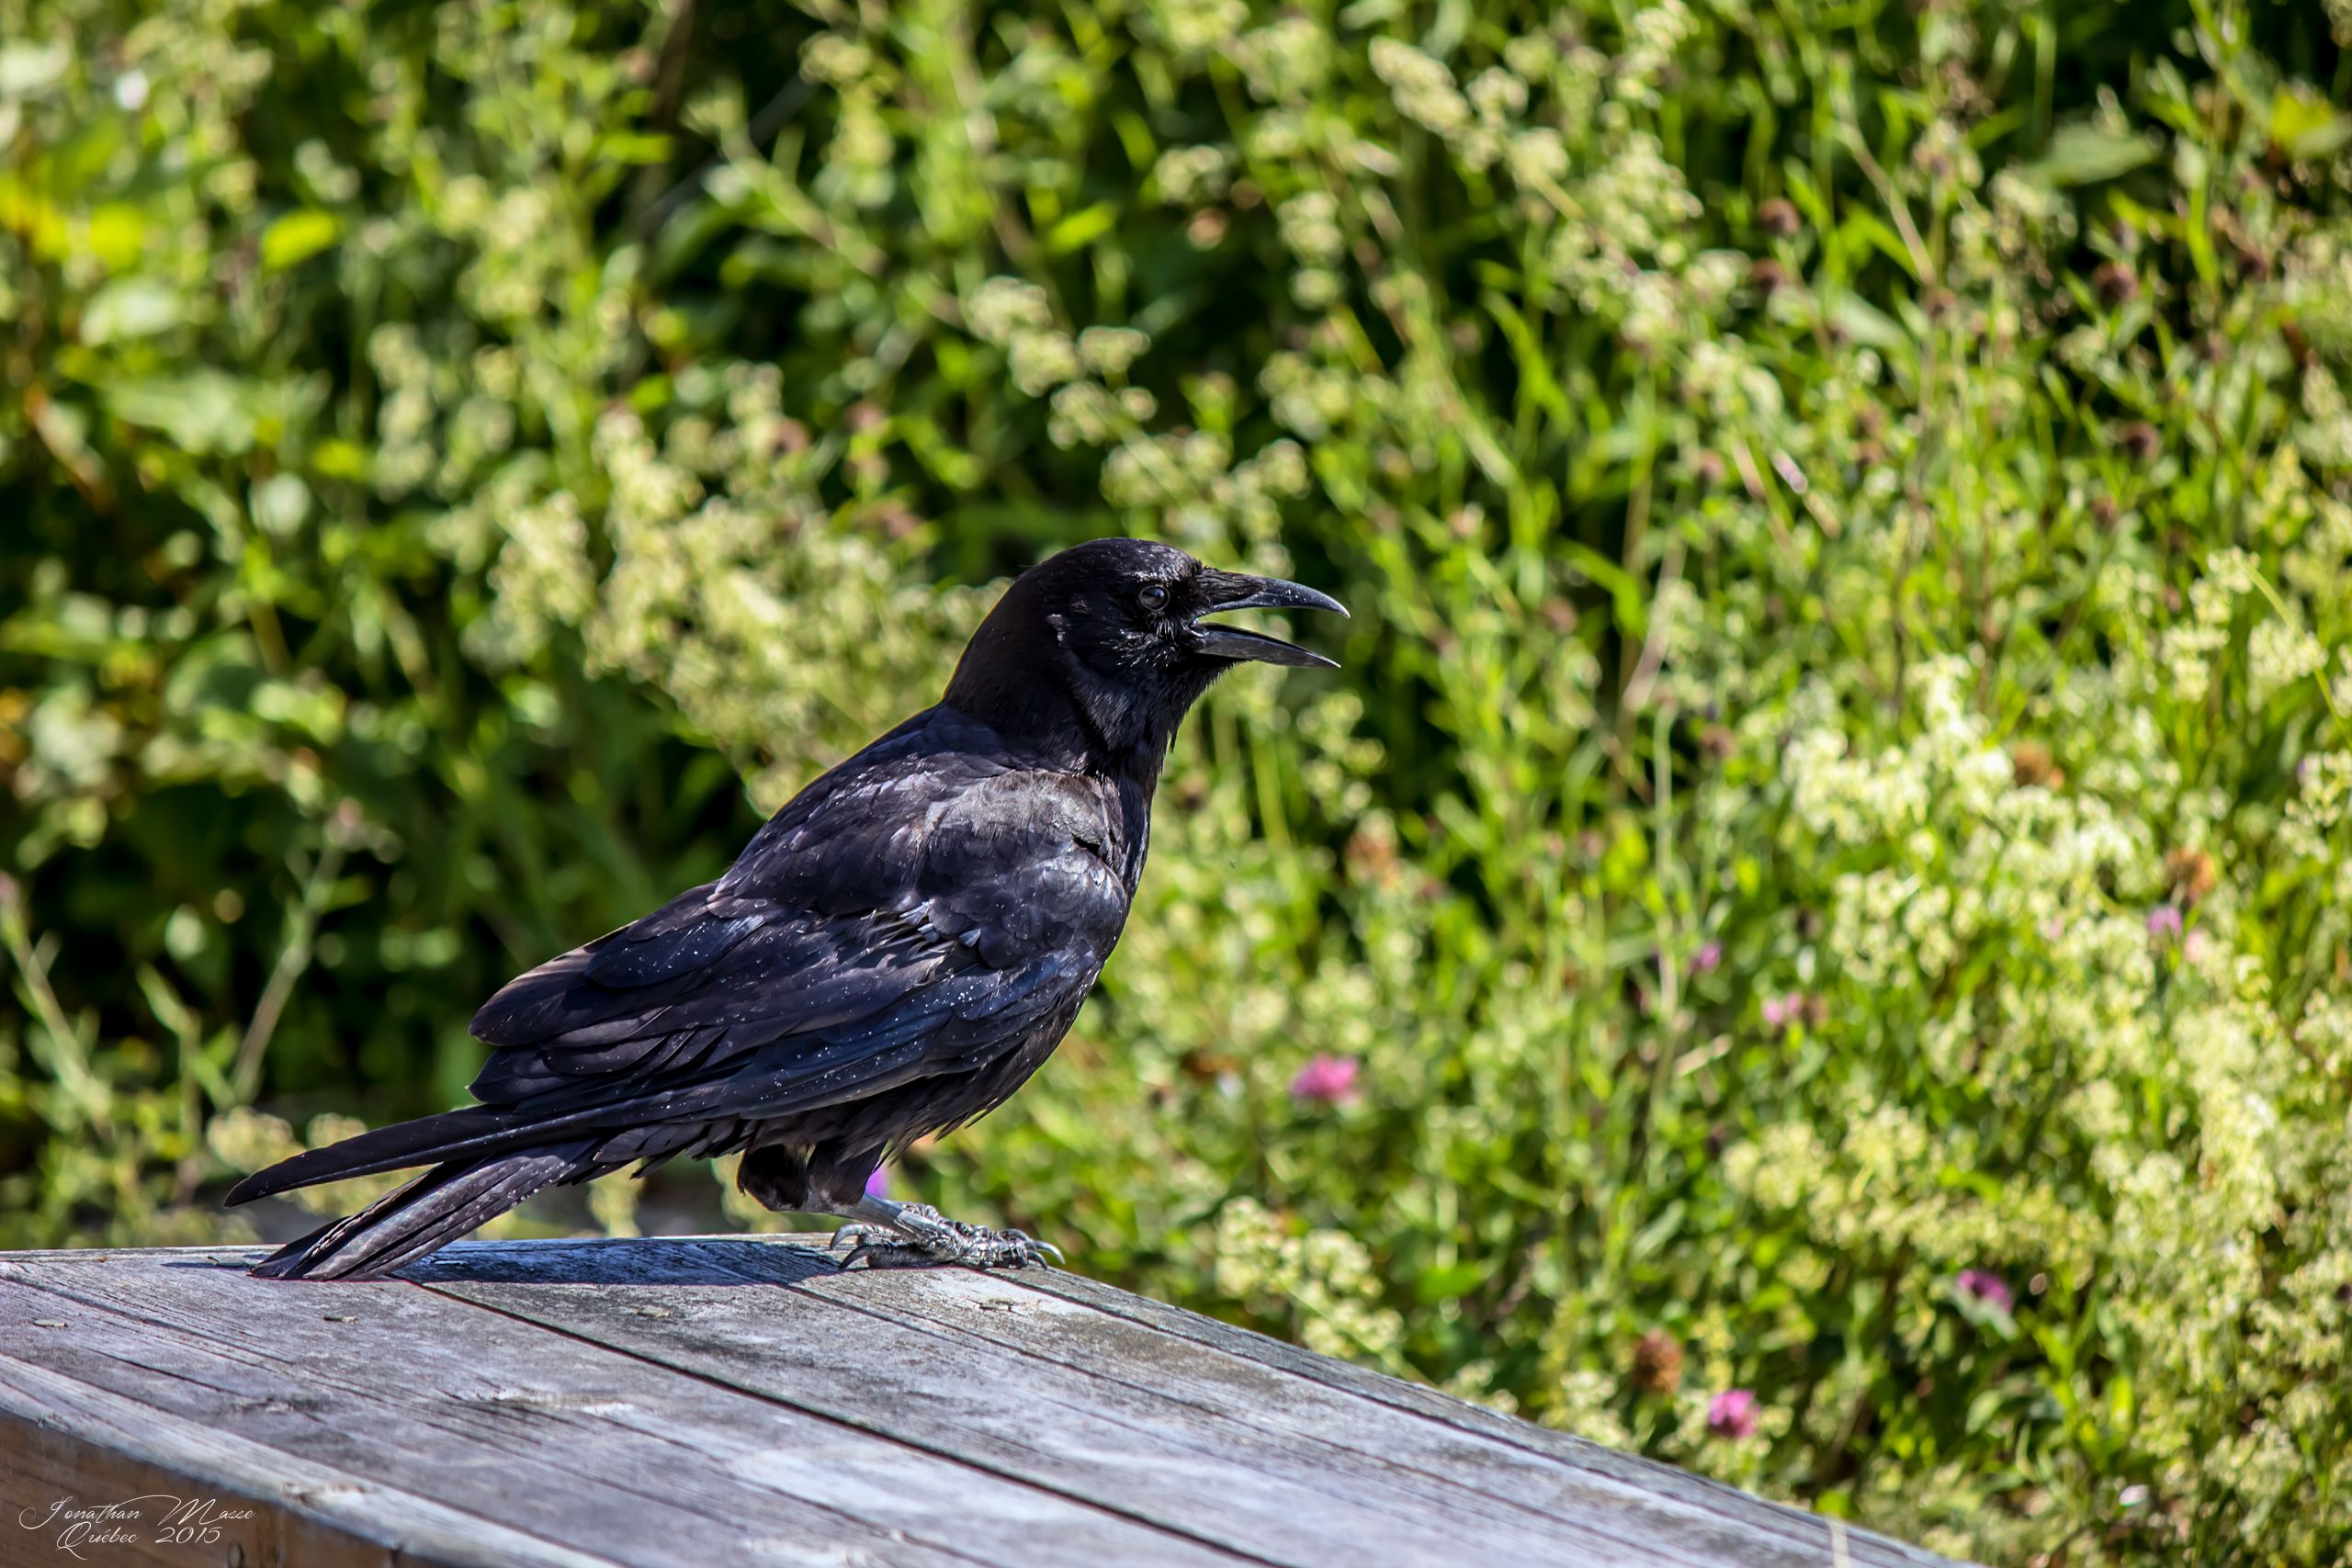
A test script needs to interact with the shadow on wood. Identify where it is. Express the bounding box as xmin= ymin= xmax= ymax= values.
xmin=399 ymin=1235 xmax=846 ymax=1287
